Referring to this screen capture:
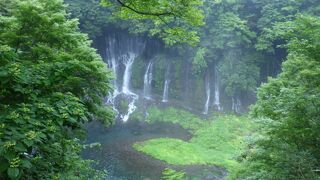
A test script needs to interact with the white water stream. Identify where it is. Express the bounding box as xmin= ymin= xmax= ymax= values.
xmin=213 ymin=68 xmax=221 ymax=111
xmin=162 ymin=64 xmax=171 ymax=102
xmin=143 ymin=60 xmax=154 ymax=99
xmin=202 ymin=74 xmax=211 ymax=115
xmin=105 ymin=35 xmax=145 ymax=122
